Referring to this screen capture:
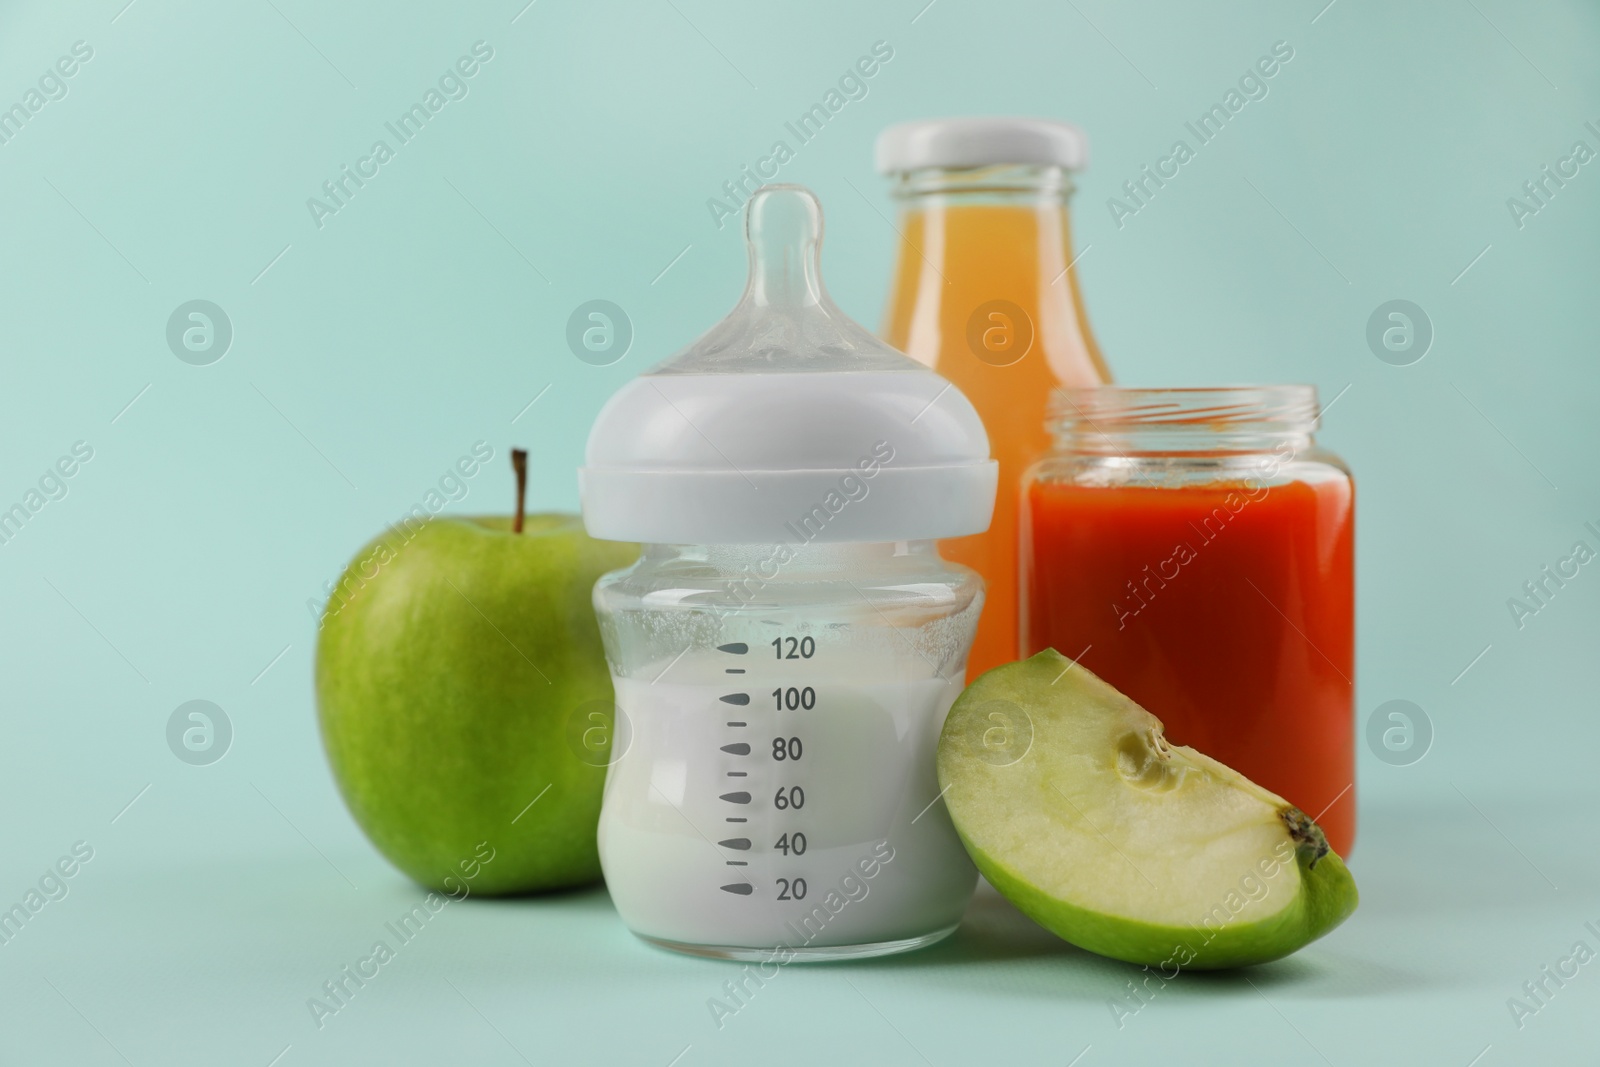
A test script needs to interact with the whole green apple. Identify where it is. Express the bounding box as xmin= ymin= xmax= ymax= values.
xmin=316 ymin=457 xmax=636 ymax=895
